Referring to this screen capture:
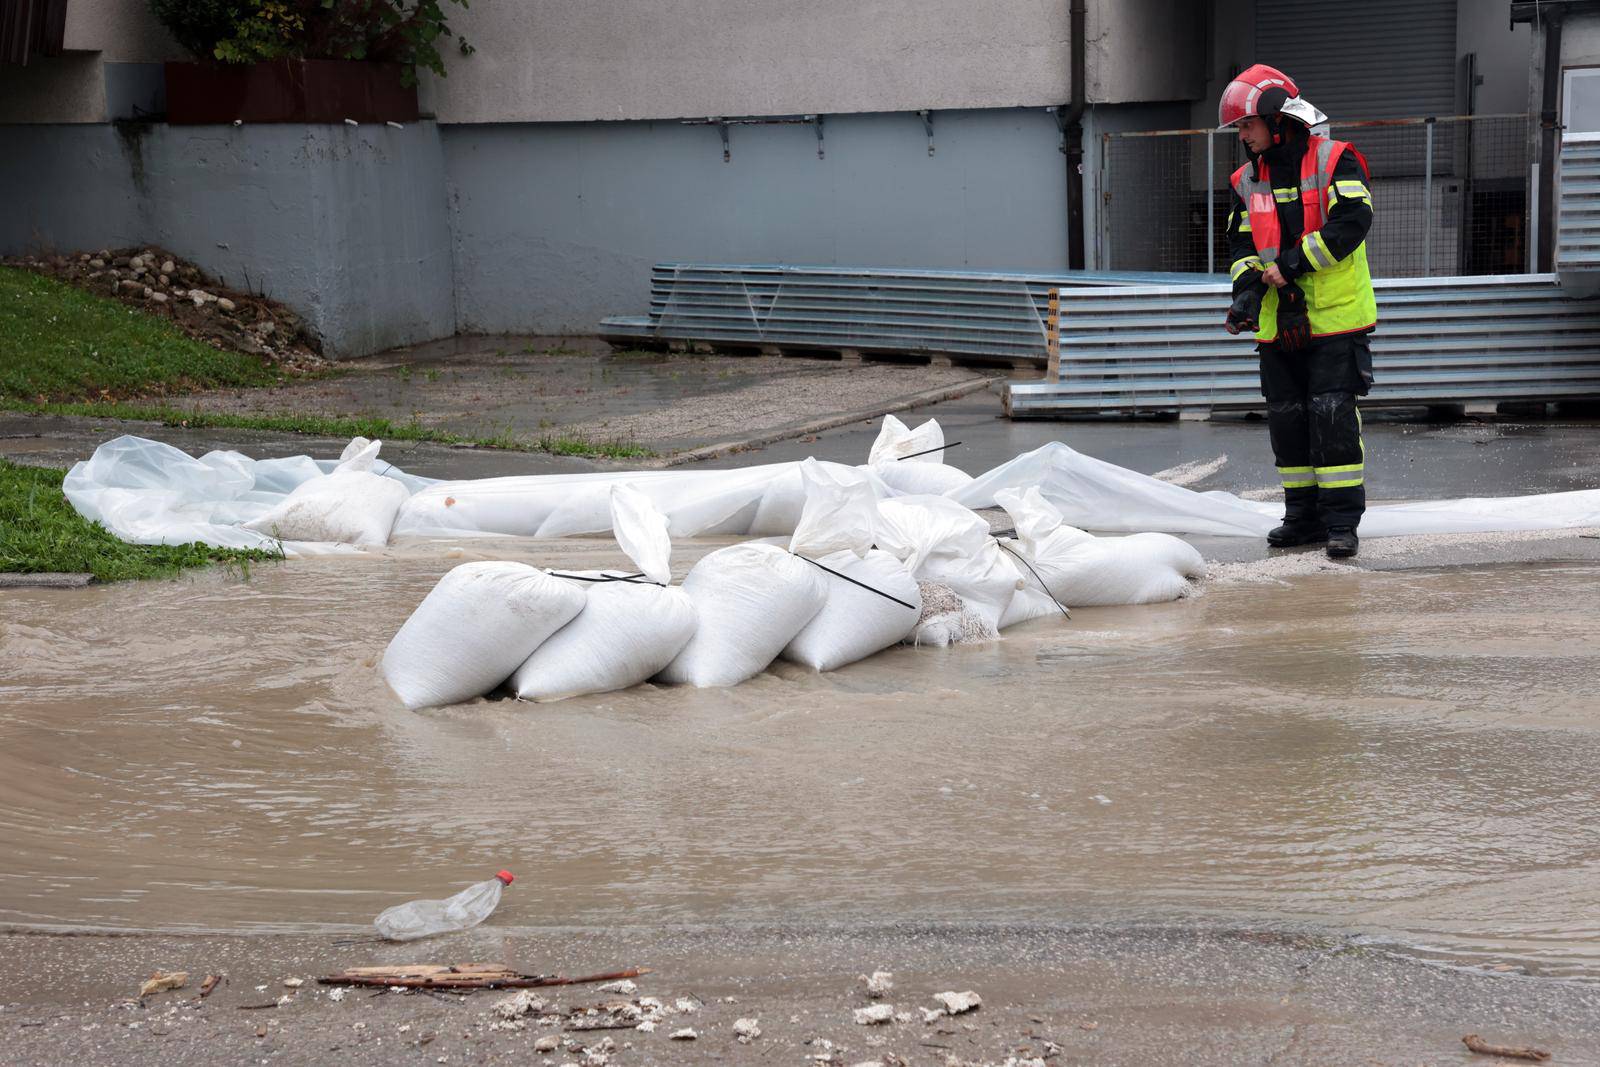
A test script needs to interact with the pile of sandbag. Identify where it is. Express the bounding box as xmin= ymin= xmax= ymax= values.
xmin=383 ymin=486 xmax=697 ymax=709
